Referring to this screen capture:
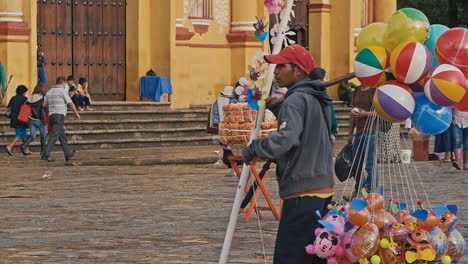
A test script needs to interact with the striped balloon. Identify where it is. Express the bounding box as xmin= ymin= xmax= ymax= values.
xmin=354 ymin=46 xmax=393 ymax=87
xmin=424 ymin=64 xmax=466 ymax=107
xmin=373 ymin=81 xmax=416 ymax=123
xmin=390 ymin=41 xmax=432 ymax=84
